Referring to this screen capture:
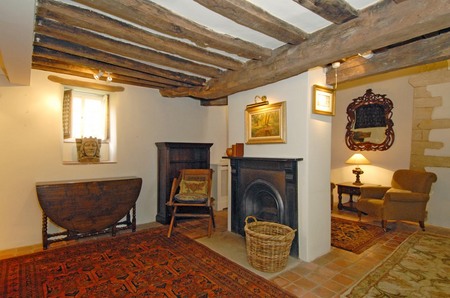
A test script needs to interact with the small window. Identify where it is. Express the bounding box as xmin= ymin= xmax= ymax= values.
xmin=63 ymin=89 xmax=109 ymax=142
